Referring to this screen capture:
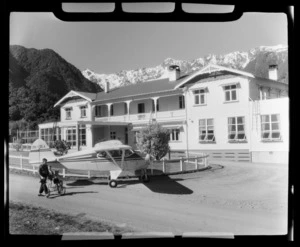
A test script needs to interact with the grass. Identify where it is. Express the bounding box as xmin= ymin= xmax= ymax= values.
xmin=9 ymin=201 xmax=133 ymax=235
